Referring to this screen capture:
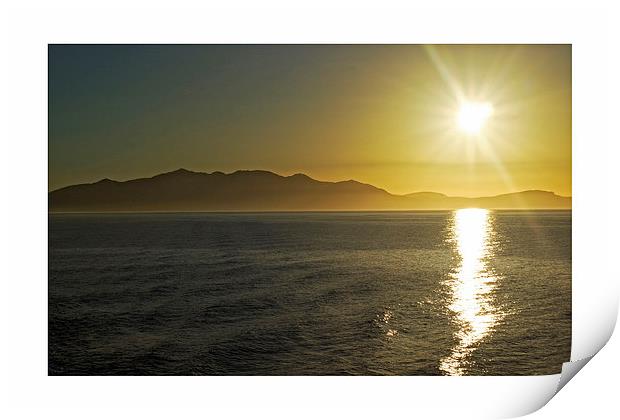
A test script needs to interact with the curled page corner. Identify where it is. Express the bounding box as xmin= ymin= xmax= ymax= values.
xmin=502 ymin=299 xmax=618 ymax=418
xmin=556 ymin=355 xmax=594 ymax=393
xmin=552 ymin=248 xmax=620 ymax=408
xmin=494 ymin=356 xmax=596 ymax=418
